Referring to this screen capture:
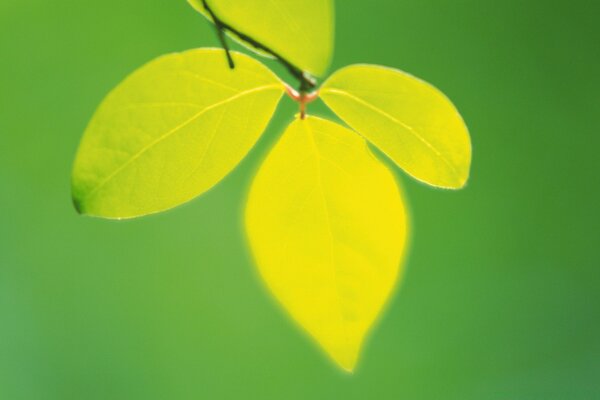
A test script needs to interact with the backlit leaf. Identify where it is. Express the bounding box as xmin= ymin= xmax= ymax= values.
xmin=72 ymin=49 xmax=284 ymax=219
xmin=321 ymin=65 xmax=471 ymax=189
xmin=188 ymin=0 xmax=334 ymax=76
xmin=245 ymin=116 xmax=407 ymax=371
